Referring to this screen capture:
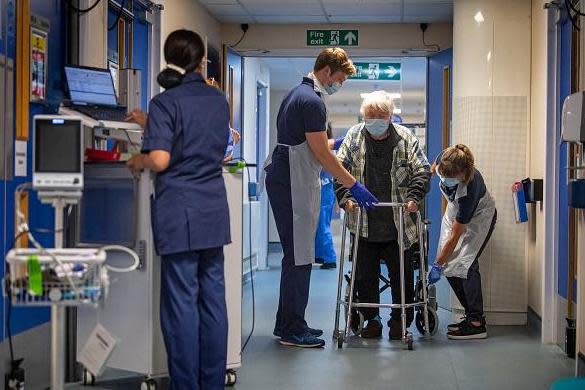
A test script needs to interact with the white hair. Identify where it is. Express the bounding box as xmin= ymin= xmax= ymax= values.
xmin=360 ymin=90 xmax=395 ymax=117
